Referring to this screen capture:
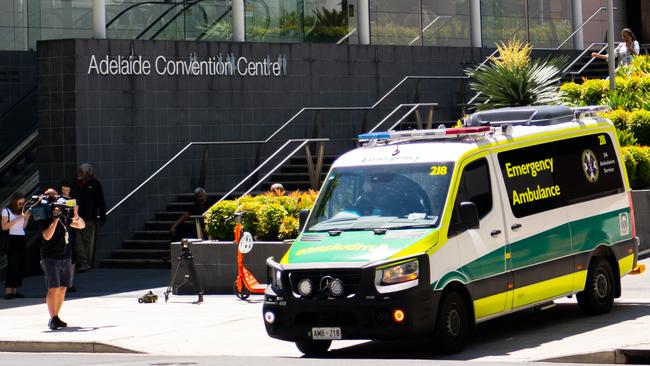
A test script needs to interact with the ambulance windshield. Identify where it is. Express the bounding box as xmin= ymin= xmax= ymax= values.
xmin=306 ymin=162 xmax=454 ymax=232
